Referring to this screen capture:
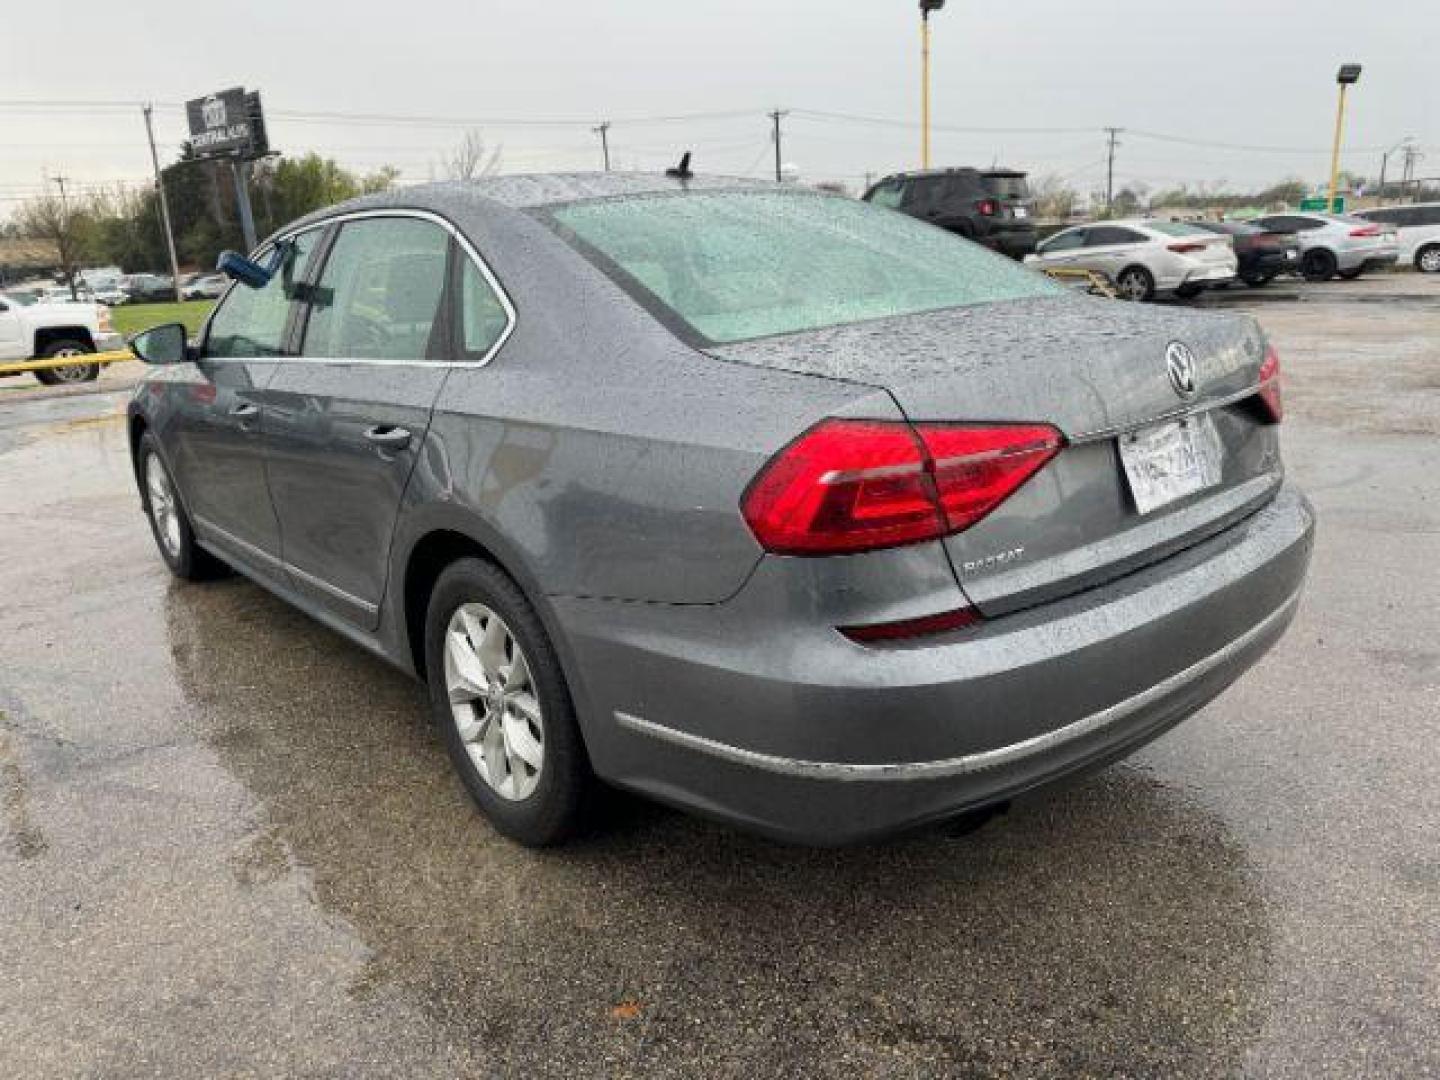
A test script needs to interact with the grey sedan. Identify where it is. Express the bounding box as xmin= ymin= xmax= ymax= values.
xmin=125 ymin=174 xmax=1314 ymax=846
